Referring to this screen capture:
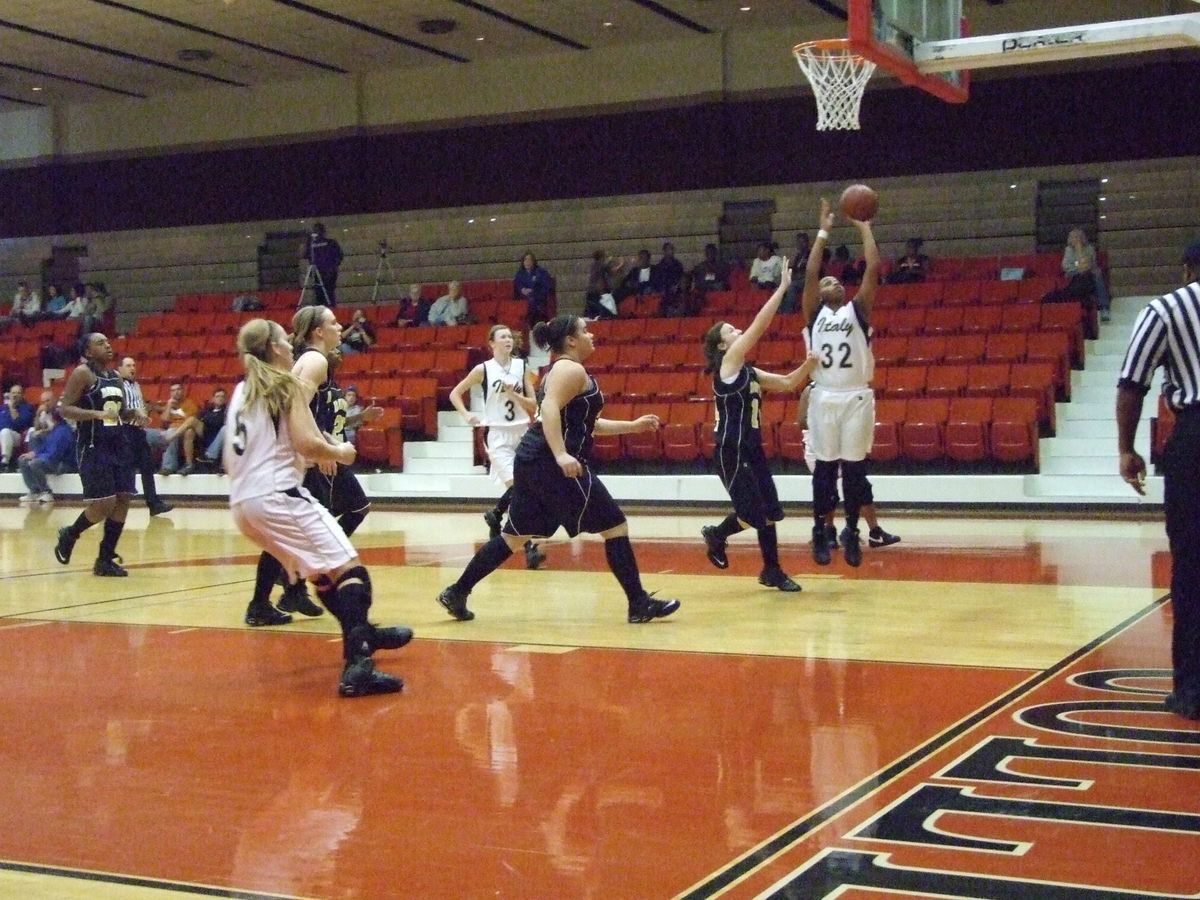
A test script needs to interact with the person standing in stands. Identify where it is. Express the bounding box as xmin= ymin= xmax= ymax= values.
xmin=700 ymin=263 xmax=819 ymax=593
xmin=117 ymin=356 xmax=173 ymax=515
xmin=225 ymin=318 xmax=410 ymax=697
xmin=54 ymin=333 xmax=136 ymax=577
xmin=513 ymin=251 xmax=553 ymax=329
xmin=1117 ymin=242 xmax=1200 ymax=720
xmin=448 ymin=323 xmax=546 ymax=571
xmin=300 ymin=222 xmax=343 ymax=308
xmin=802 ymin=197 xmax=880 ymax=568
xmin=436 ymin=314 xmax=680 ymax=625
